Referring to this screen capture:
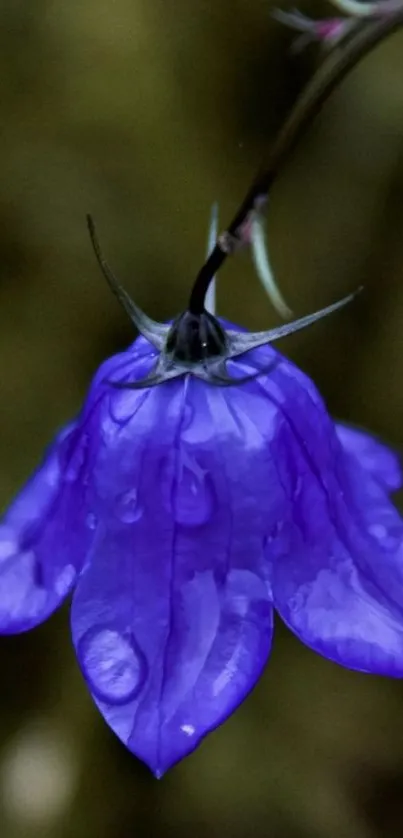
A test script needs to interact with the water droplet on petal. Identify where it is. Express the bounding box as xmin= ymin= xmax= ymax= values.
xmin=54 ymin=565 xmax=75 ymax=598
xmin=174 ymin=454 xmax=214 ymax=527
xmin=116 ymin=489 xmax=143 ymax=524
xmin=86 ymin=512 xmax=97 ymax=530
xmin=65 ymin=436 xmax=88 ymax=483
xmin=368 ymin=522 xmax=398 ymax=550
xmin=180 ymin=724 xmax=195 ymax=736
xmin=78 ymin=626 xmax=146 ymax=704
xmin=369 ymin=523 xmax=387 ymax=539
xmin=225 ymin=569 xmax=269 ymax=617
xmin=0 ymin=551 xmax=47 ymax=621
xmin=0 ymin=526 xmax=18 ymax=563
